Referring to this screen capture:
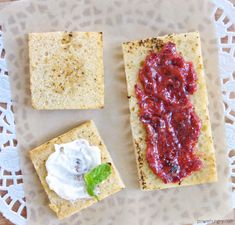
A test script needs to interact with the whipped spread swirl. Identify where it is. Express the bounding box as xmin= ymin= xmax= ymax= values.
xmin=45 ymin=139 xmax=101 ymax=201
